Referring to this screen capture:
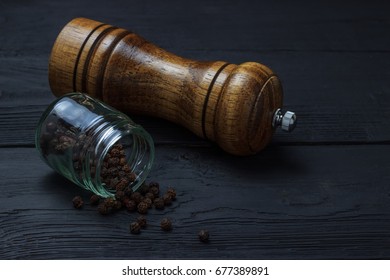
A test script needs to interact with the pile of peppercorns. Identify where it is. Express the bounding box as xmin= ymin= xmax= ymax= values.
xmin=72 ymin=181 xmax=208 ymax=242
xmin=100 ymin=143 xmax=136 ymax=191
xmin=72 ymin=180 xmax=176 ymax=234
